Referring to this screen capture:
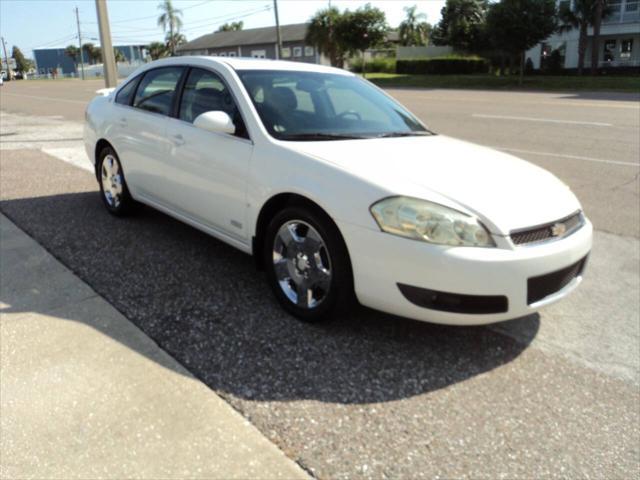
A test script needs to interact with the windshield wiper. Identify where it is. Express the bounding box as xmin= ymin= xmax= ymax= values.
xmin=278 ymin=133 xmax=368 ymax=141
xmin=374 ymin=131 xmax=433 ymax=138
